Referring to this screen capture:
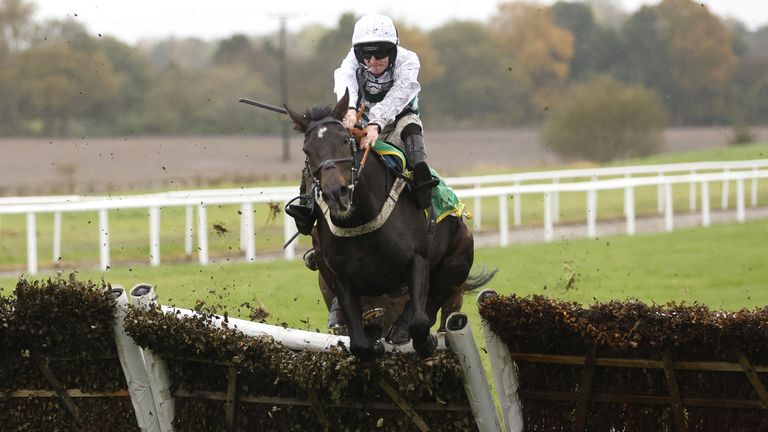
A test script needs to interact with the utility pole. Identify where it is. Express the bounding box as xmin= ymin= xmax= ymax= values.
xmin=279 ymin=16 xmax=290 ymax=162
